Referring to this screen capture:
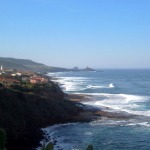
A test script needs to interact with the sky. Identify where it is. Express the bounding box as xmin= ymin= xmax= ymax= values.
xmin=0 ymin=0 xmax=150 ymax=68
